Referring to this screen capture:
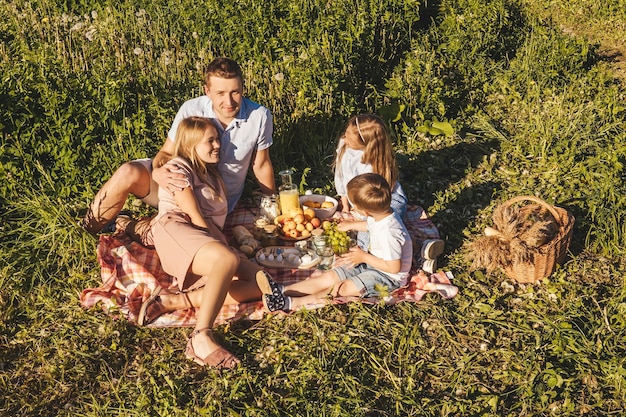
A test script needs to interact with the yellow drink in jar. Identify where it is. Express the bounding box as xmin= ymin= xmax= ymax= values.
xmin=279 ymin=188 xmax=300 ymax=215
